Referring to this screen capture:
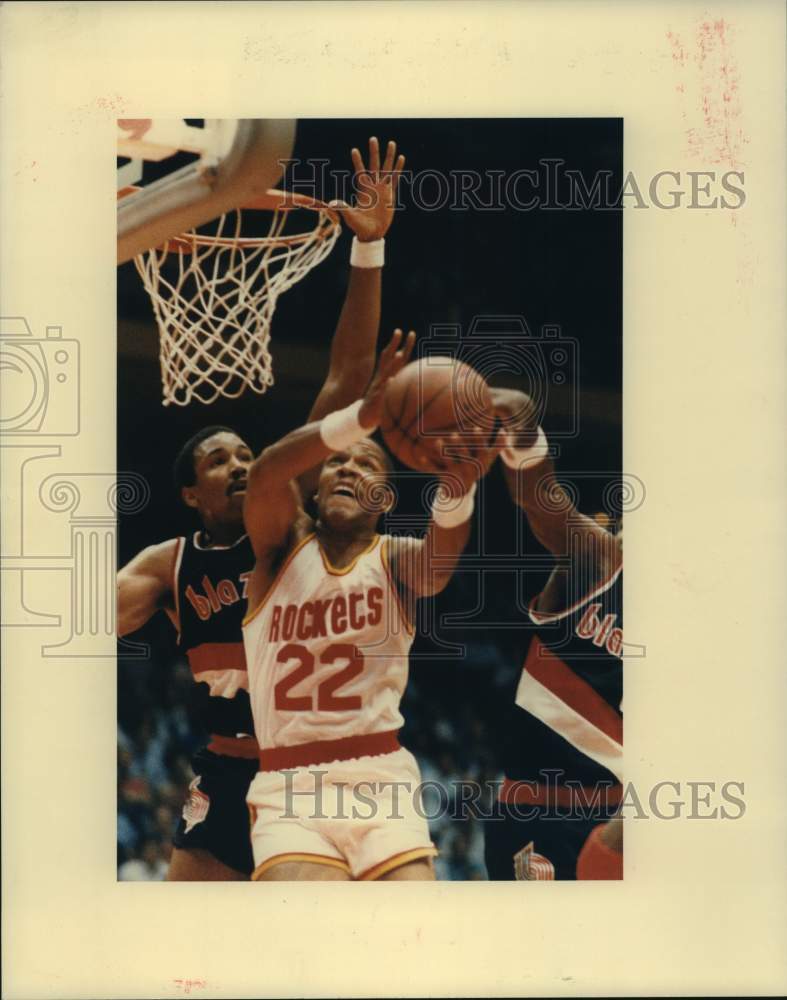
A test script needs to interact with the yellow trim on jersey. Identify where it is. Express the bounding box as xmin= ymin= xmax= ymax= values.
xmin=317 ymin=533 xmax=381 ymax=576
xmin=251 ymin=852 xmax=351 ymax=880
xmin=358 ymin=846 xmax=438 ymax=881
xmin=170 ymin=536 xmax=185 ymax=640
xmin=242 ymin=533 xmax=316 ymax=626
xmin=381 ymin=538 xmax=415 ymax=637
